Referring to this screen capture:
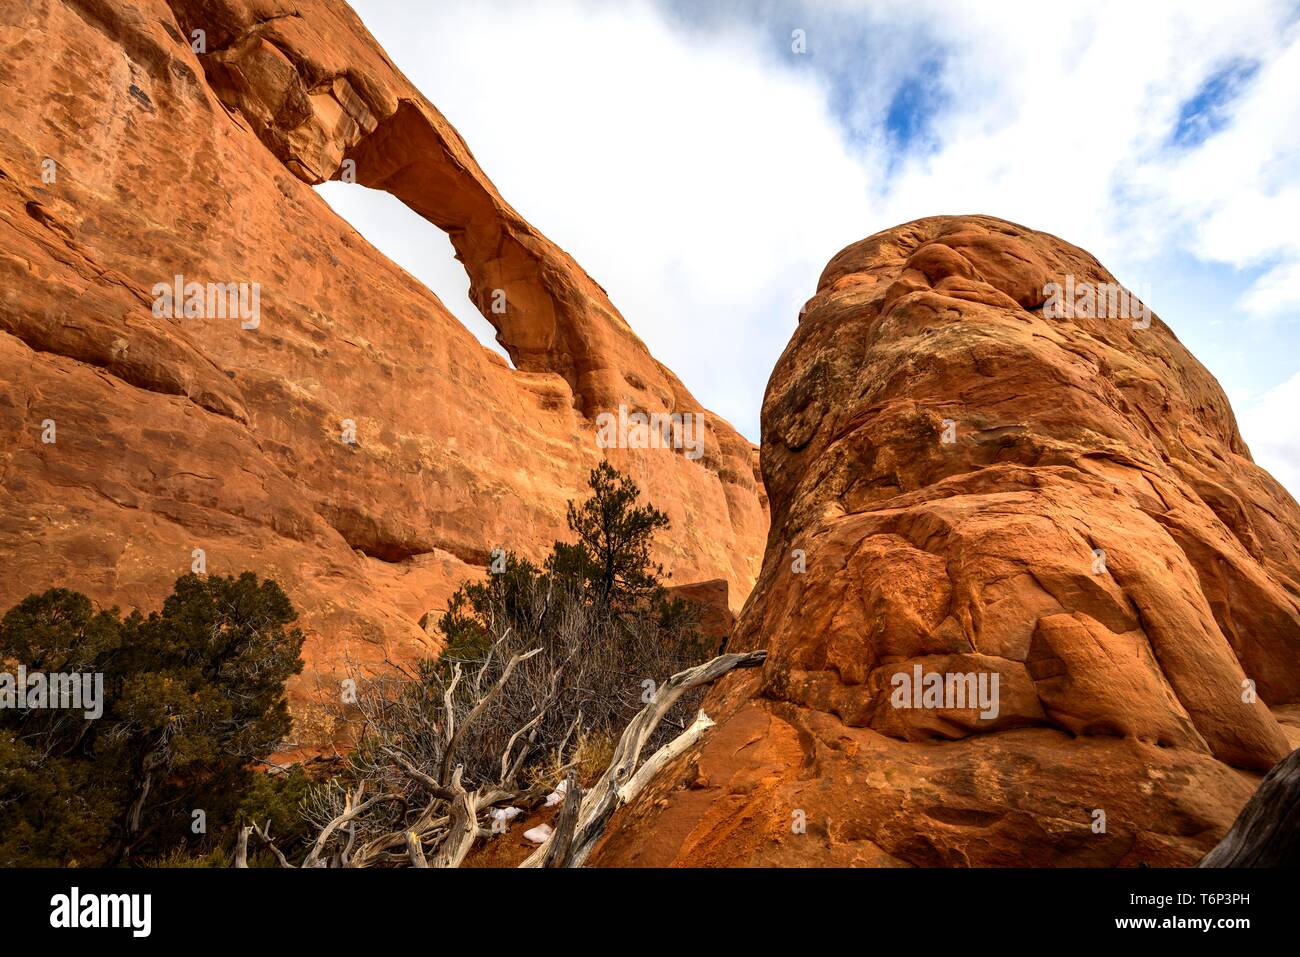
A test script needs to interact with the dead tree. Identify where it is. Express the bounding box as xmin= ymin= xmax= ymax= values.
xmin=521 ymin=650 xmax=764 ymax=868
xmin=1199 ymin=745 xmax=1300 ymax=867
xmin=235 ymin=583 xmax=765 ymax=869
xmin=540 ymin=771 xmax=582 ymax=868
